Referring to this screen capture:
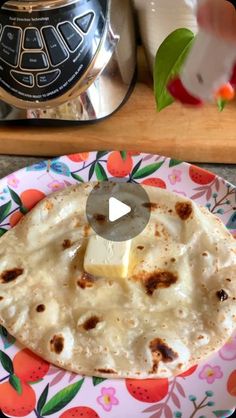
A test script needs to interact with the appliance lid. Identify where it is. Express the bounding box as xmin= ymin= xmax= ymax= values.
xmin=0 ymin=0 xmax=80 ymax=11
